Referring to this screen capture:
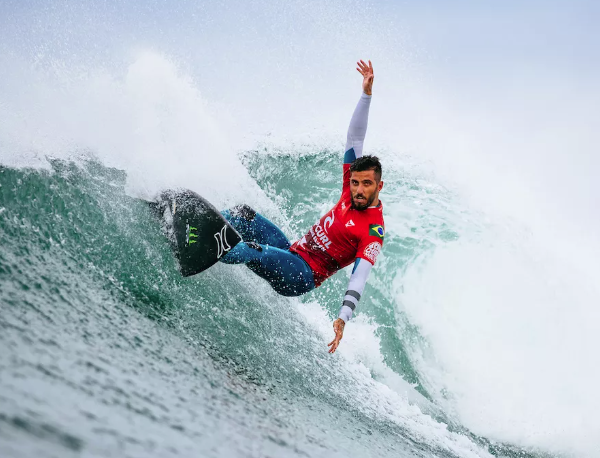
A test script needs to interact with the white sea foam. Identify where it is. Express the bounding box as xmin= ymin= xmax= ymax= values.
xmin=296 ymin=300 xmax=493 ymax=458
xmin=0 ymin=51 xmax=263 ymax=210
xmin=396 ymin=228 xmax=600 ymax=457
